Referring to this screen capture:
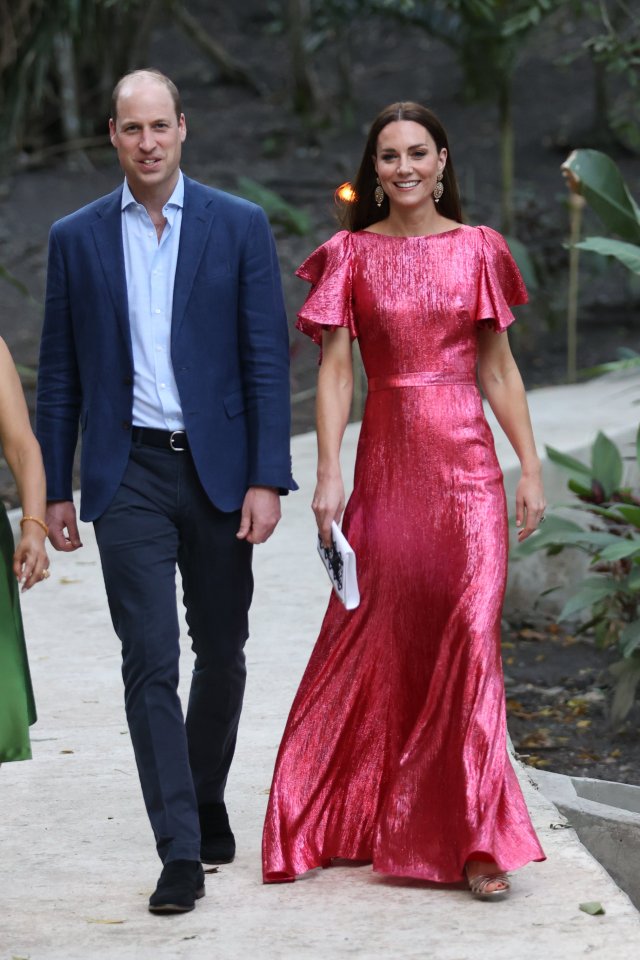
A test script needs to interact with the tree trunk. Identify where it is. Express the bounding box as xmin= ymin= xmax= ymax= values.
xmin=498 ymin=76 xmax=514 ymax=235
xmin=53 ymin=31 xmax=82 ymax=143
xmin=53 ymin=31 xmax=92 ymax=170
xmin=336 ymin=23 xmax=354 ymax=129
xmin=127 ymin=0 xmax=162 ymax=71
xmin=288 ymin=0 xmax=318 ymax=116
